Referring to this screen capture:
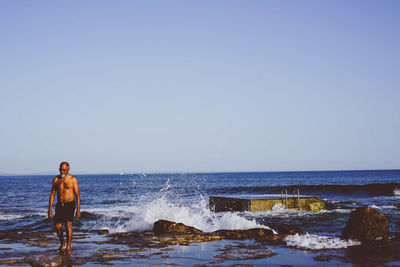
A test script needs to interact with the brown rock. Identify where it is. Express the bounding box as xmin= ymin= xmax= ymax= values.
xmin=395 ymin=203 xmax=400 ymax=209
xmin=153 ymin=220 xmax=202 ymax=235
xmin=158 ymin=233 xmax=223 ymax=245
xmin=153 ymin=220 xmax=284 ymax=243
xmin=341 ymin=206 xmax=389 ymax=242
xmin=213 ymin=228 xmax=274 ymax=240
xmin=94 ymin=229 xmax=110 ymax=235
